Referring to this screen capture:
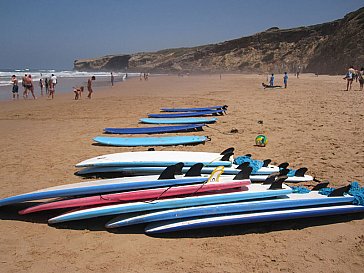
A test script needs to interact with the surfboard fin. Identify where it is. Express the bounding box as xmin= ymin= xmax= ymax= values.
xmin=158 ymin=164 xmax=177 ymax=180
xmin=221 ymin=152 xmax=234 ymax=162
xmin=269 ymin=175 xmax=288 ymax=190
xmin=207 ymin=166 xmax=225 ymax=183
xmin=278 ymin=162 xmax=289 ymax=169
xmin=184 ymin=163 xmax=203 ymax=177
xmin=279 ymin=168 xmax=290 ymax=176
xmin=220 ymin=147 xmax=234 ymax=155
xmin=262 ymin=159 xmax=271 ymax=167
xmin=174 ymin=162 xmax=184 ymax=175
xmin=233 ymin=166 xmax=252 ymax=180
xmin=311 ymin=181 xmax=330 ymax=191
xmin=294 ymin=167 xmax=308 ymax=177
xmin=262 ymin=173 xmax=280 ymax=185
xmin=328 ymin=185 xmax=351 ymax=197
xmin=236 ymin=162 xmax=250 ymax=170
